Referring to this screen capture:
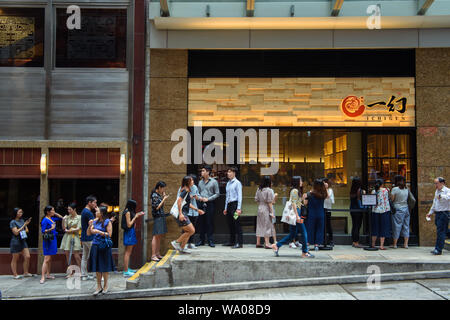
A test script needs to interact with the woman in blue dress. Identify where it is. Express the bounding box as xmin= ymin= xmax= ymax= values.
xmin=40 ymin=205 xmax=63 ymax=284
xmin=304 ymin=179 xmax=328 ymax=251
xmin=122 ymin=199 xmax=144 ymax=277
xmin=88 ymin=206 xmax=115 ymax=295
